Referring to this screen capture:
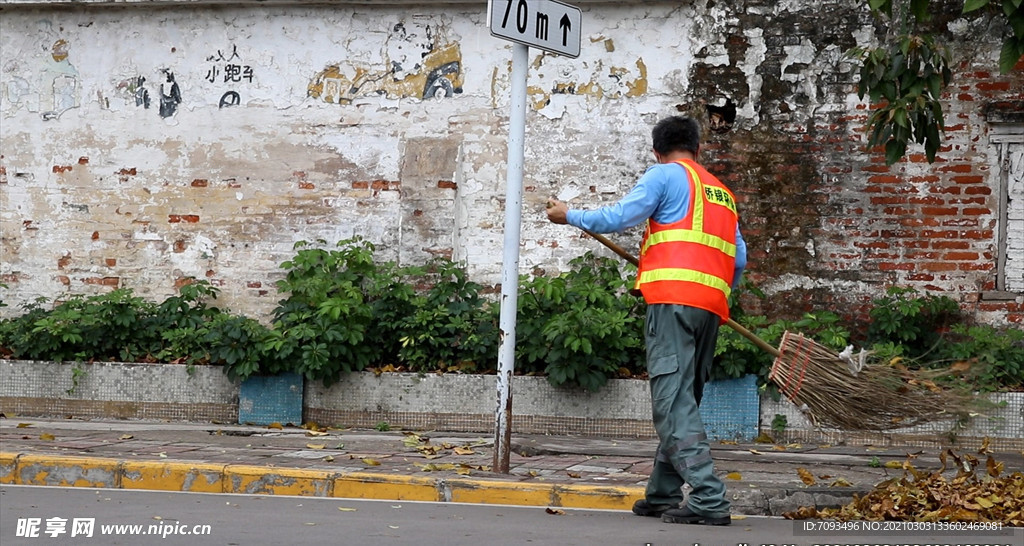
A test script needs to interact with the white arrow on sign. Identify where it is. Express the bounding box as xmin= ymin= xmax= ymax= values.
xmin=488 ymin=0 xmax=581 ymax=58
